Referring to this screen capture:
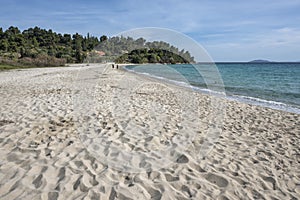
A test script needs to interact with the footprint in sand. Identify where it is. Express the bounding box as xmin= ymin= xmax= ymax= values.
xmin=204 ymin=173 xmax=229 ymax=188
